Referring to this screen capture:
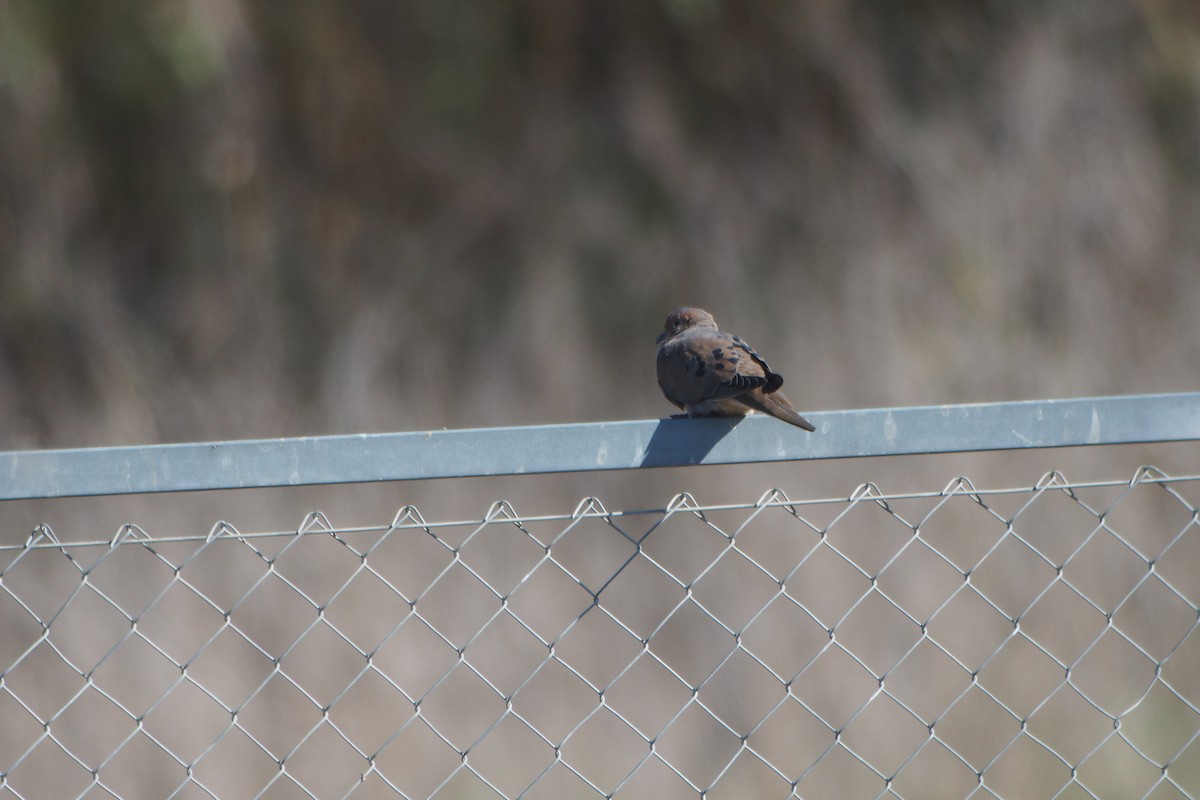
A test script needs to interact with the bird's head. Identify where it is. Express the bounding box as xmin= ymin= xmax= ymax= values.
xmin=657 ymin=307 xmax=717 ymax=344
